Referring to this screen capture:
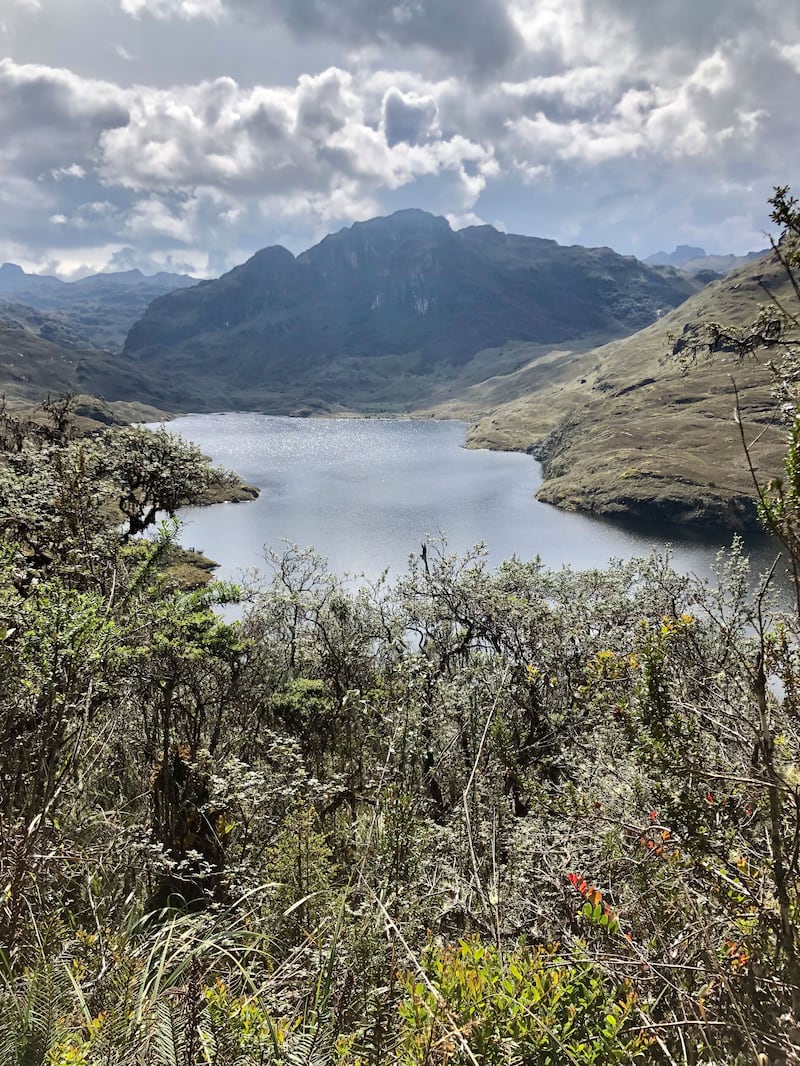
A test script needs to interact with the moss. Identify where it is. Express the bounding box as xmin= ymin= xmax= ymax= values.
xmin=193 ymin=478 xmax=260 ymax=506
xmin=162 ymin=547 xmax=218 ymax=590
